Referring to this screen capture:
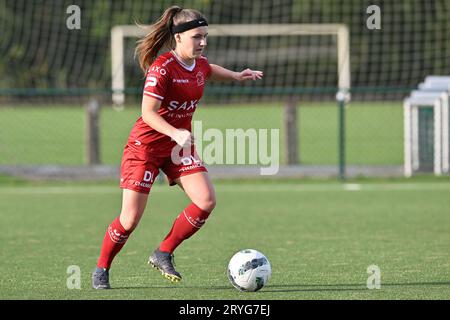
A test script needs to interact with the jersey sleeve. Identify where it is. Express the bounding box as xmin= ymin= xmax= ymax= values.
xmin=143 ymin=59 xmax=170 ymax=101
